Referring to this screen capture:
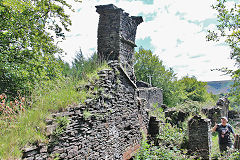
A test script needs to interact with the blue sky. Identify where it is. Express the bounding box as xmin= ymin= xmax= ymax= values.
xmin=59 ymin=0 xmax=237 ymax=81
